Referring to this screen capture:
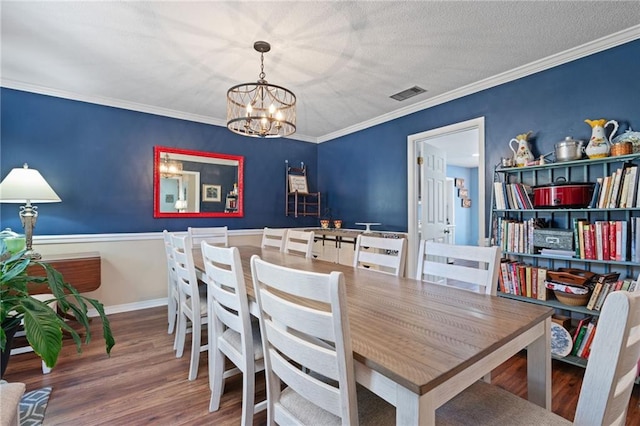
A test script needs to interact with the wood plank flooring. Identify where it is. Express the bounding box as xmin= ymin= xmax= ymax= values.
xmin=4 ymin=306 xmax=639 ymax=425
